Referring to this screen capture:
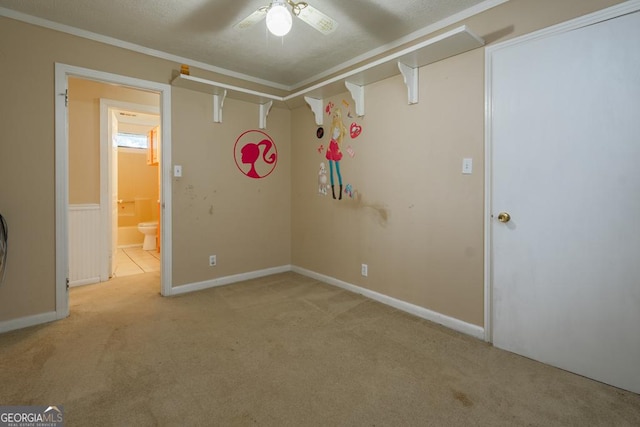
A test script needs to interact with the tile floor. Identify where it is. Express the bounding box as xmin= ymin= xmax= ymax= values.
xmin=114 ymin=247 xmax=160 ymax=277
